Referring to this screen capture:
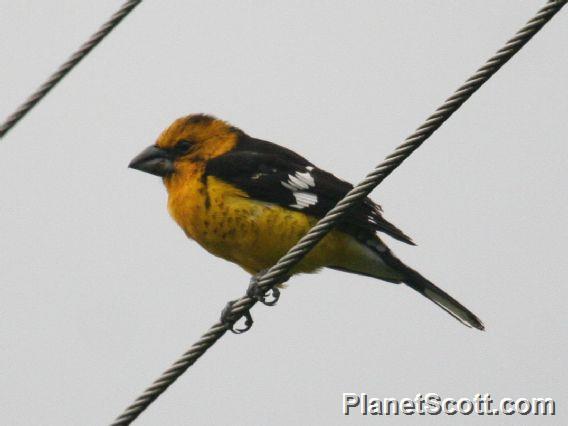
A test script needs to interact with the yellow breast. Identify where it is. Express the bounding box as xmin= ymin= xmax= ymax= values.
xmin=165 ymin=171 xmax=356 ymax=275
